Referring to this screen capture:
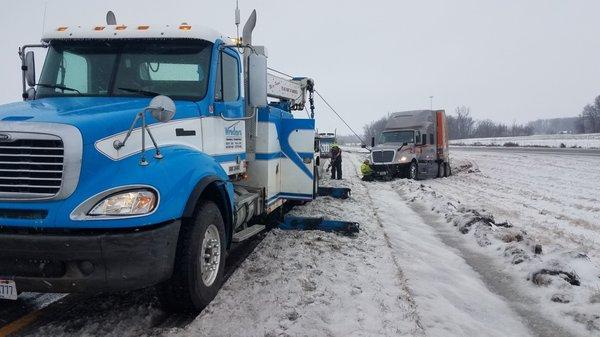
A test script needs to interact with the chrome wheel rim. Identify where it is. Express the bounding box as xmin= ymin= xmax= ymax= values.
xmin=199 ymin=224 xmax=221 ymax=287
